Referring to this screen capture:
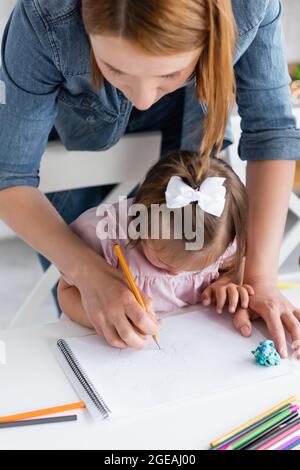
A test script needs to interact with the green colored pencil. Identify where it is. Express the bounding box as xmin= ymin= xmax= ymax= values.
xmin=210 ymin=403 xmax=293 ymax=450
xmin=225 ymin=405 xmax=299 ymax=450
